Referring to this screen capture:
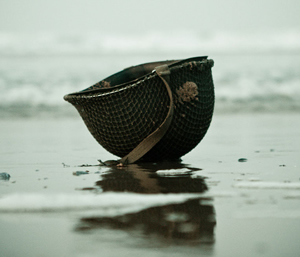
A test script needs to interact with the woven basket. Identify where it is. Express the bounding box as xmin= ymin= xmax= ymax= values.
xmin=64 ymin=56 xmax=214 ymax=163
